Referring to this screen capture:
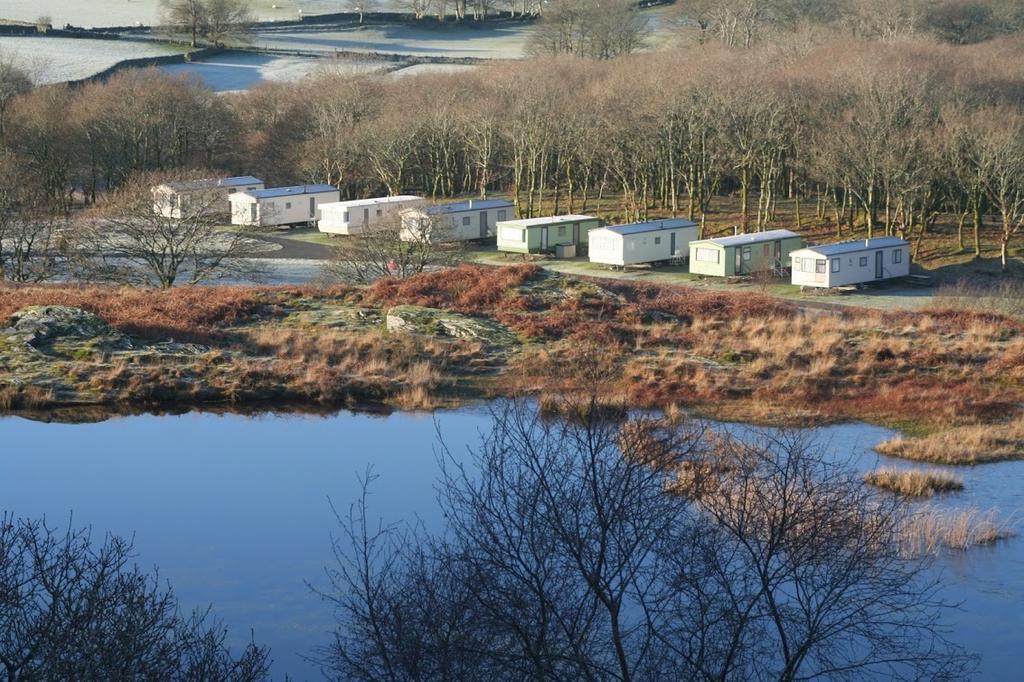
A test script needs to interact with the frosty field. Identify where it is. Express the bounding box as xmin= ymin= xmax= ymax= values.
xmin=0 ymin=37 xmax=180 ymax=84
xmin=388 ymin=63 xmax=479 ymax=78
xmin=249 ymin=23 xmax=533 ymax=59
xmin=0 ymin=1 xmax=400 ymax=28
xmin=160 ymin=51 xmax=390 ymax=92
